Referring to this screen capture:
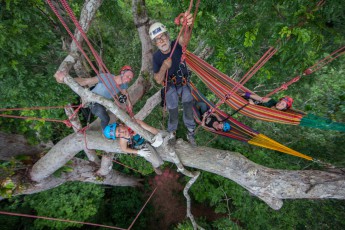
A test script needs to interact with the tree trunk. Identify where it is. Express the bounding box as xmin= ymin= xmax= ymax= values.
xmin=0 ymin=131 xmax=52 ymax=161
xmin=14 ymin=157 xmax=140 ymax=197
